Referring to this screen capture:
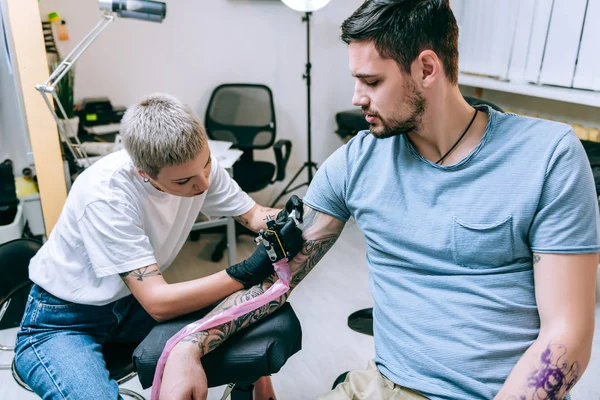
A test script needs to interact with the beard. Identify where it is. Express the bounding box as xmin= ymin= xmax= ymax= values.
xmin=367 ymin=80 xmax=427 ymax=139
